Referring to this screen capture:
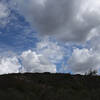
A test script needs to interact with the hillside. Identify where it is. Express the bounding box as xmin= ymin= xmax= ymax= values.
xmin=0 ymin=73 xmax=100 ymax=100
